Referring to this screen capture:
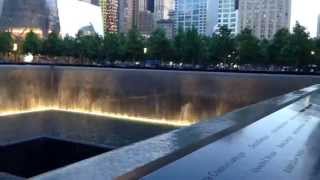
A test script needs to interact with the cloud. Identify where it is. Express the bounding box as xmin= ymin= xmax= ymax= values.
xmin=291 ymin=0 xmax=320 ymax=37
xmin=57 ymin=0 xmax=103 ymax=37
